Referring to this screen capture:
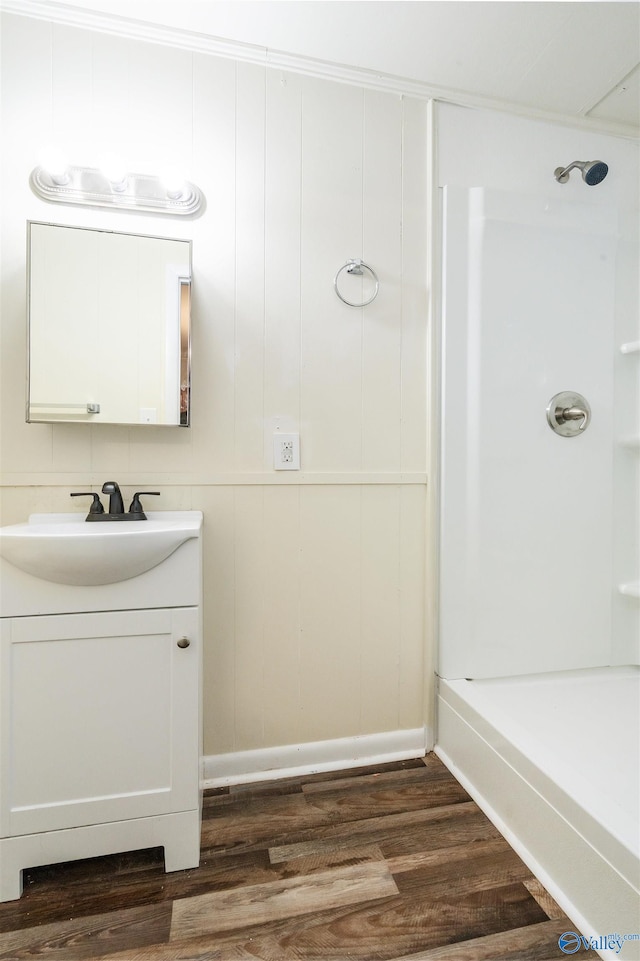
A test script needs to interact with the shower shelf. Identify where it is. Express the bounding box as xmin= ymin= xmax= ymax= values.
xmin=618 ymin=582 xmax=640 ymax=599
xmin=620 ymin=341 xmax=640 ymax=354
